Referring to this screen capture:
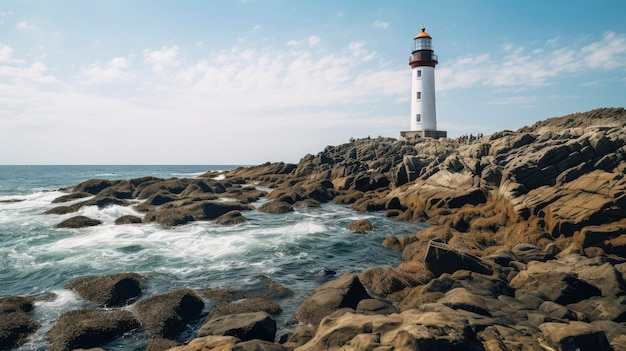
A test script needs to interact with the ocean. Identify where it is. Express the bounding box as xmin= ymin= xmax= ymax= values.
xmin=0 ymin=165 xmax=426 ymax=350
